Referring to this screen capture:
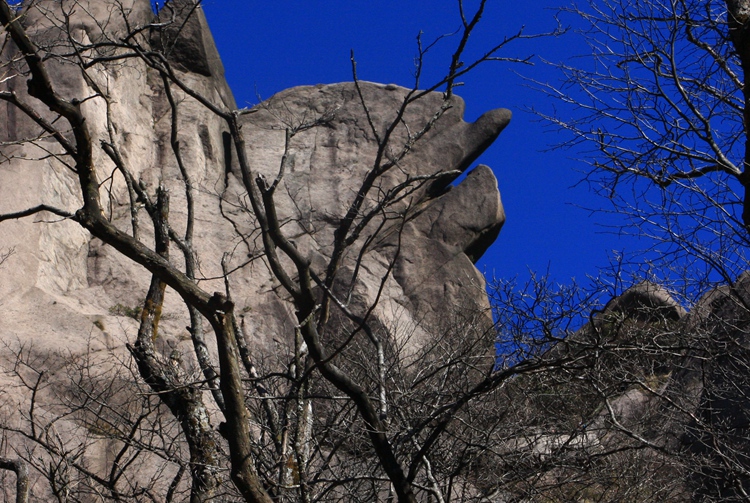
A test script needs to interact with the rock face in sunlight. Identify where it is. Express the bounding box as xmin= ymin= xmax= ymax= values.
xmin=7 ymin=2 xmax=750 ymax=501
xmin=0 ymin=0 xmax=507 ymax=355
xmin=0 ymin=0 xmax=507 ymax=491
xmin=0 ymin=0 xmax=510 ymax=488
xmin=229 ymin=82 xmax=508 ymax=351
